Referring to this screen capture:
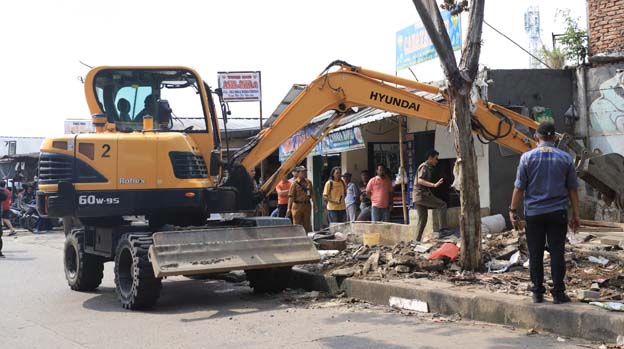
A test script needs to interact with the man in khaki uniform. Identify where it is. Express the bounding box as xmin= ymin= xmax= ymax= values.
xmin=287 ymin=166 xmax=315 ymax=232
xmin=413 ymin=149 xmax=447 ymax=241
